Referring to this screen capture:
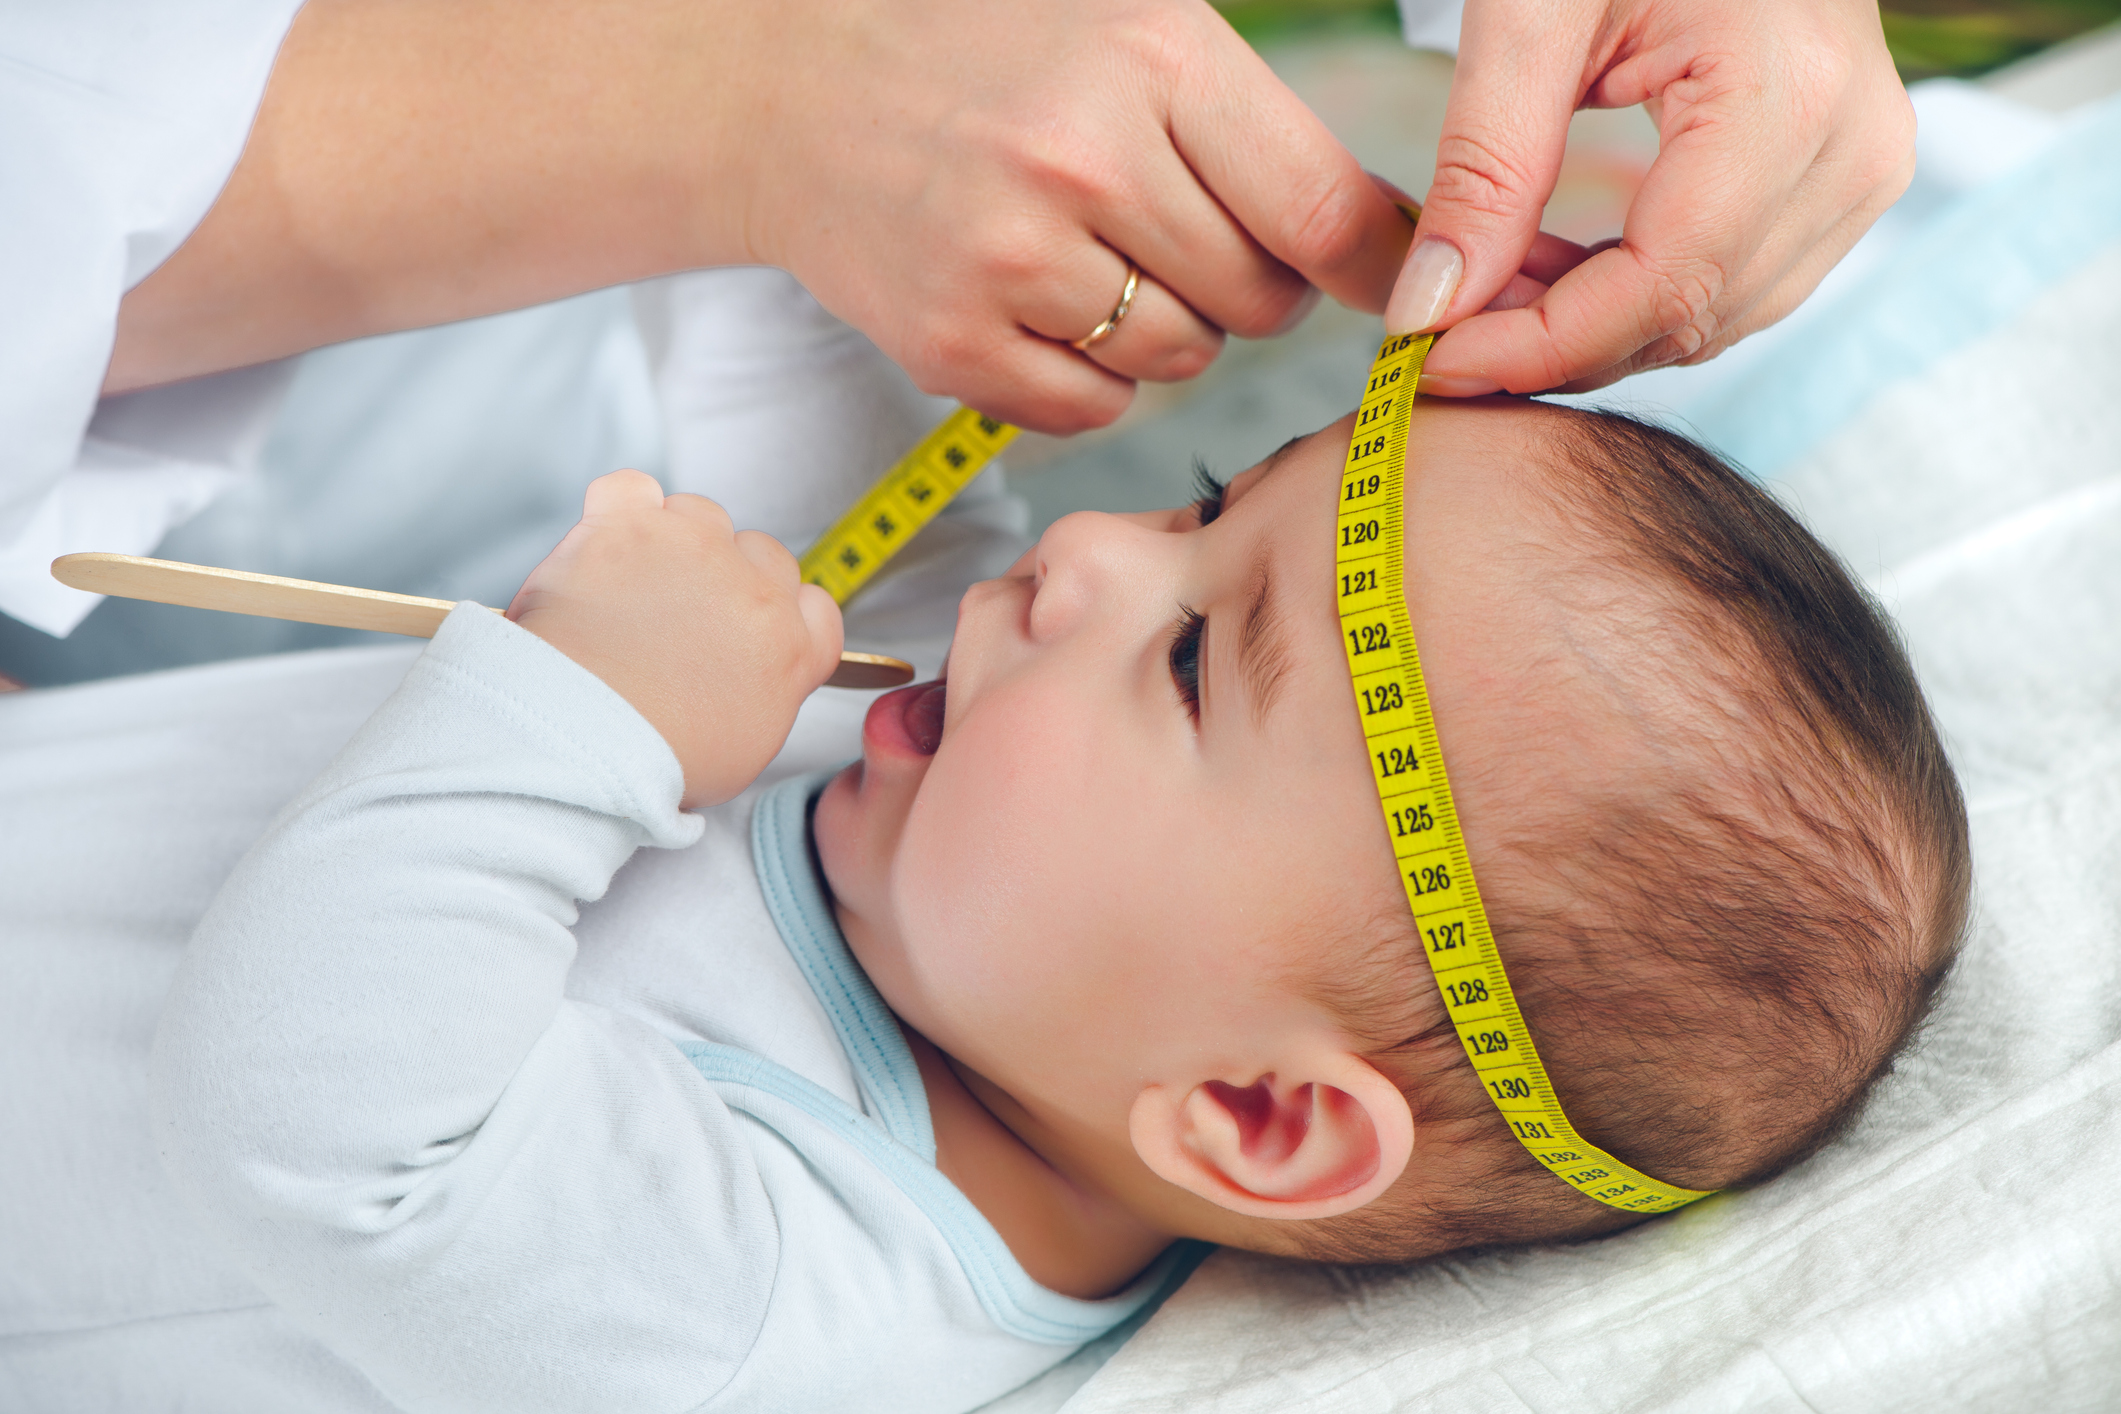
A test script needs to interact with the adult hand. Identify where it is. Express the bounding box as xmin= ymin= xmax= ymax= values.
xmin=1384 ymin=0 xmax=1916 ymax=395
xmin=108 ymin=0 xmax=1415 ymax=434
xmin=739 ymin=0 xmax=1413 ymax=432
